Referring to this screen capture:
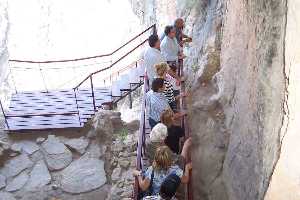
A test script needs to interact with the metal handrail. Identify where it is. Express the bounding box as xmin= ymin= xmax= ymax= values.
xmin=134 ymin=73 xmax=148 ymax=200
xmin=133 ymin=59 xmax=193 ymax=199
xmin=73 ymin=38 xmax=149 ymax=89
xmin=9 ymin=25 xmax=156 ymax=64
xmin=178 ymin=59 xmax=193 ymax=200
